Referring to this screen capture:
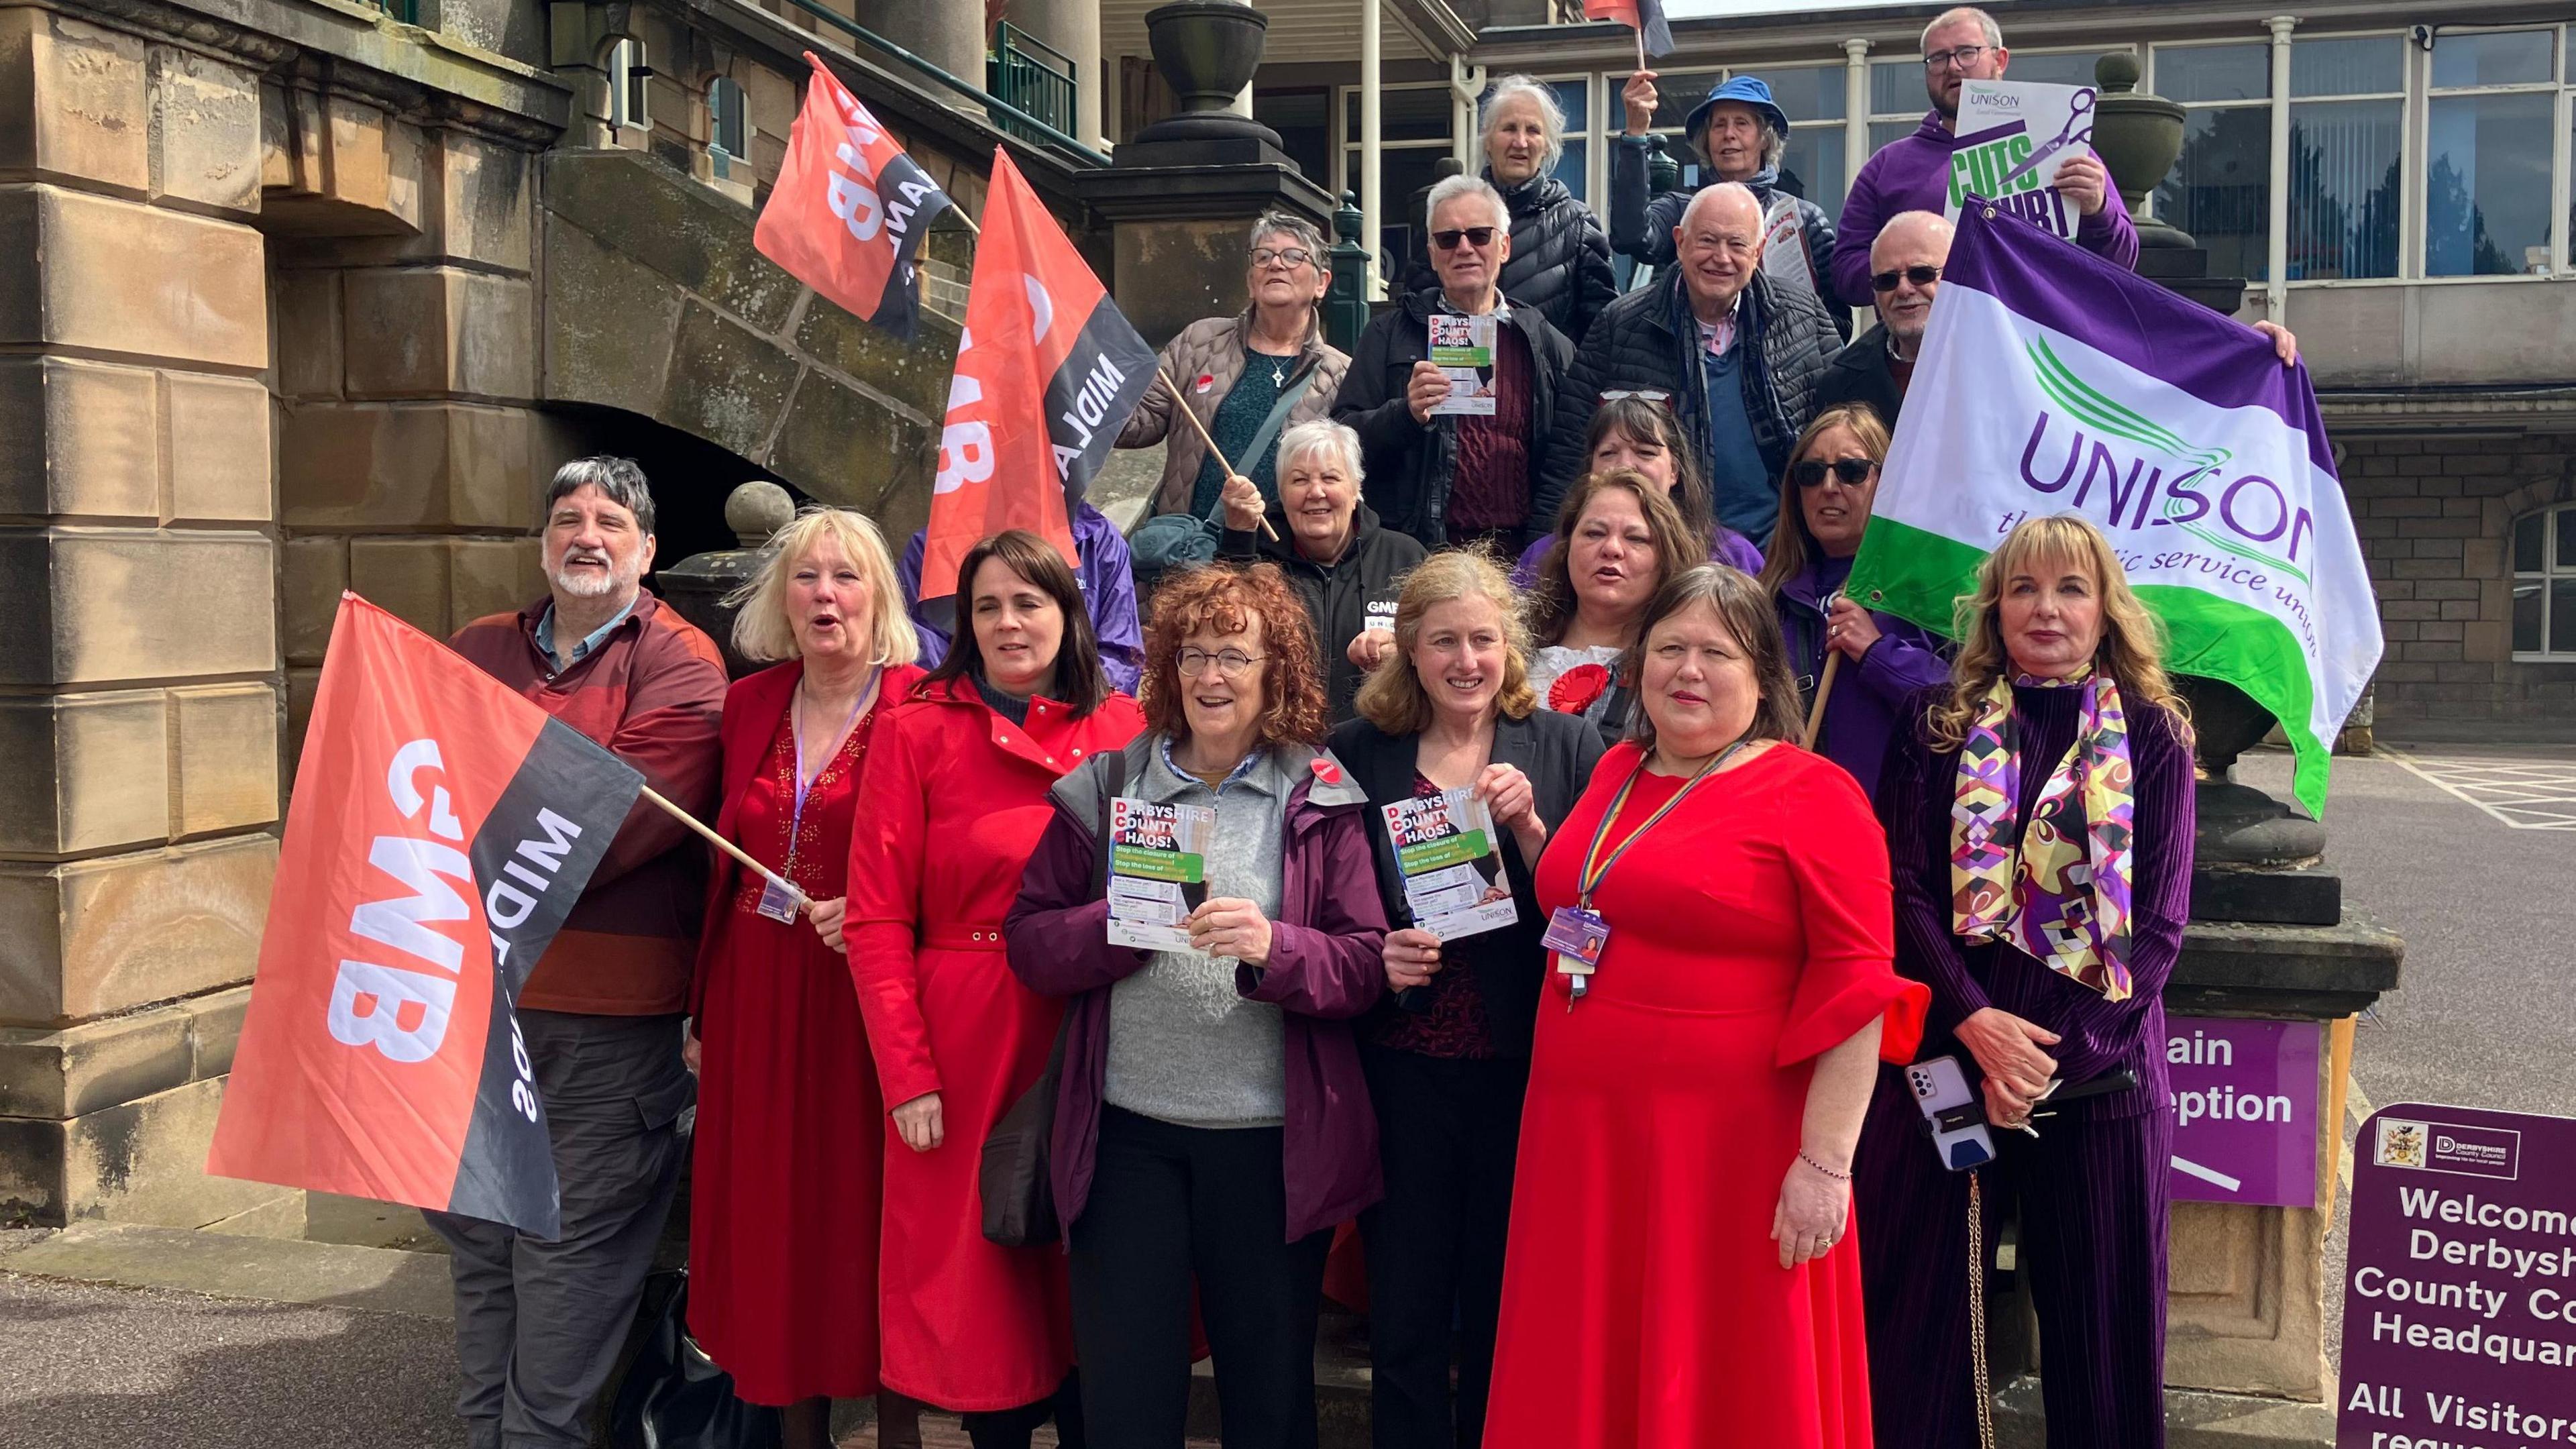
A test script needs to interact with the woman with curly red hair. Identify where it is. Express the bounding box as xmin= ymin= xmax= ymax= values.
xmin=1005 ymin=562 xmax=1391 ymax=1448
